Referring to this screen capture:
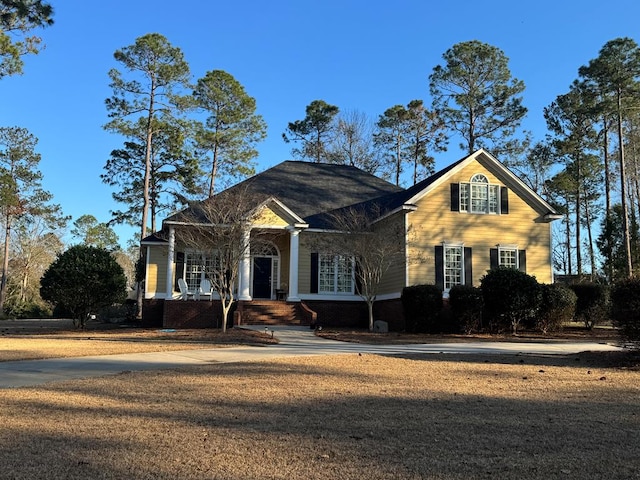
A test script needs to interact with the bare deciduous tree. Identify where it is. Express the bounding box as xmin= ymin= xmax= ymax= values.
xmin=319 ymin=205 xmax=408 ymax=332
xmin=173 ymin=188 xmax=273 ymax=332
